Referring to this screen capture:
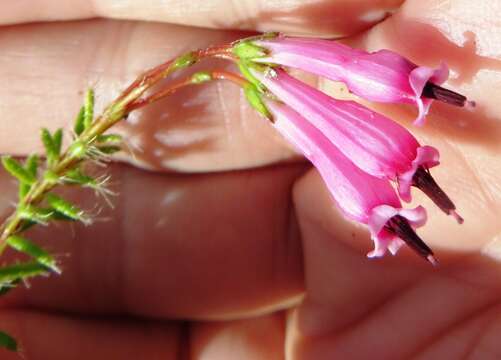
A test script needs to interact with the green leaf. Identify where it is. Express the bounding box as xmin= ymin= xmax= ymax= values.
xmin=96 ymin=145 xmax=121 ymax=155
xmin=0 ymin=279 xmax=19 ymax=296
xmin=0 ymin=330 xmax=17 ymax=352
xmin=83 ymin=88 xmax=95 ymax=130
xmin=6 ymin=236 xmax=60 ymax=274
xmin=18 ymin=205 xmax=54 ymax=225
xmin=0 ymin=262 xmax=50 ymax=284
xmin=64 ymin=169 xmax=96 ymax=187
xmin=46 ymin=194 xmax=87 ymax=223
xmin=25 ymin=155 xmax=39 ymax=177
xmin=41 ymin=128 xmax=58 ymax=166
xmin=52 ymin=129 xmax=63 ymax=156
xmin=96 ymin=134 xmax=122 ymax=144
xmin=1 ymin=156 xmax=36 ymax=185
xmin=18 ymin=155 xmax=40 ymax=200
xmin=74 ymin=106 xmax=85 ymax=135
